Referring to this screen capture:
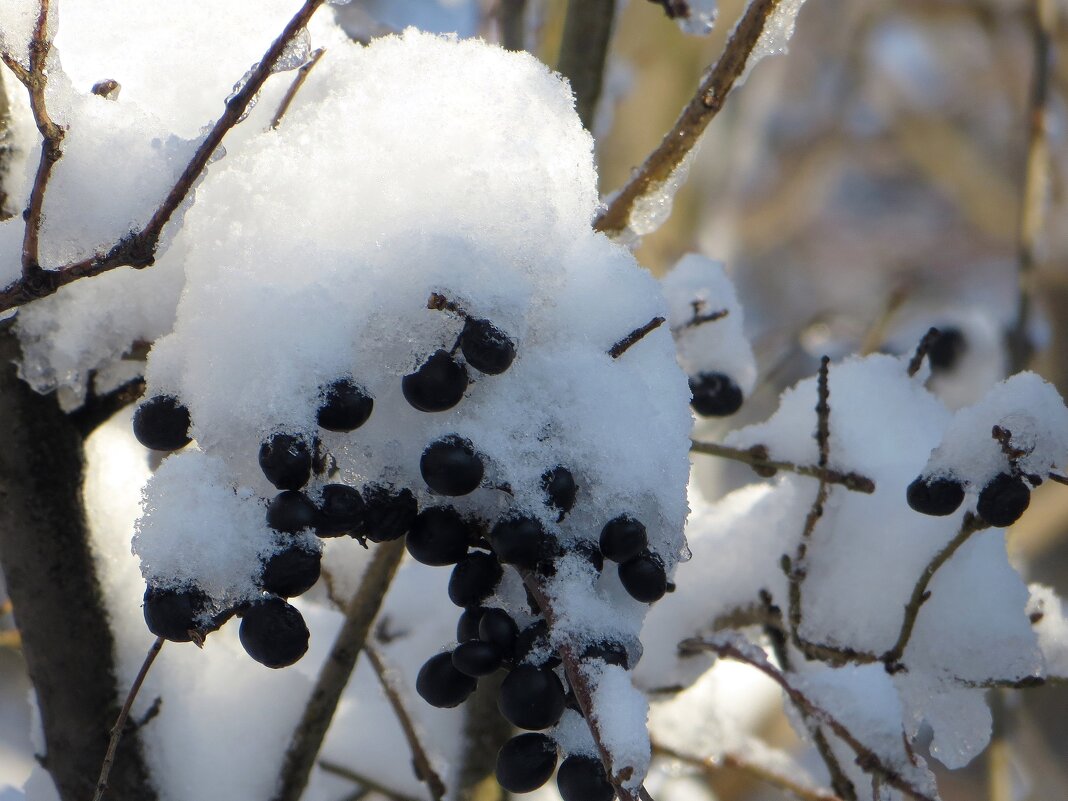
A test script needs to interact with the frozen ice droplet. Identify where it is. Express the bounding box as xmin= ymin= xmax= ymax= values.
xmin=272 ymin=27 xmax=311 ymax=73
